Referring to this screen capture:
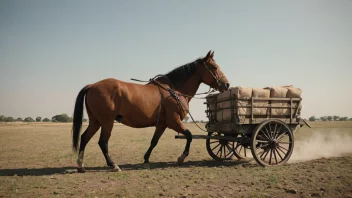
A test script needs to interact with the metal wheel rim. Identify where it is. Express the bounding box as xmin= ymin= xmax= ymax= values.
xmin=206 ymin=132 xmax=235 ymax=161
xmin=233 ymin=134 xmax=252 ymax=160
xmin=251 ymin=120 xmax=294 ymax=166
